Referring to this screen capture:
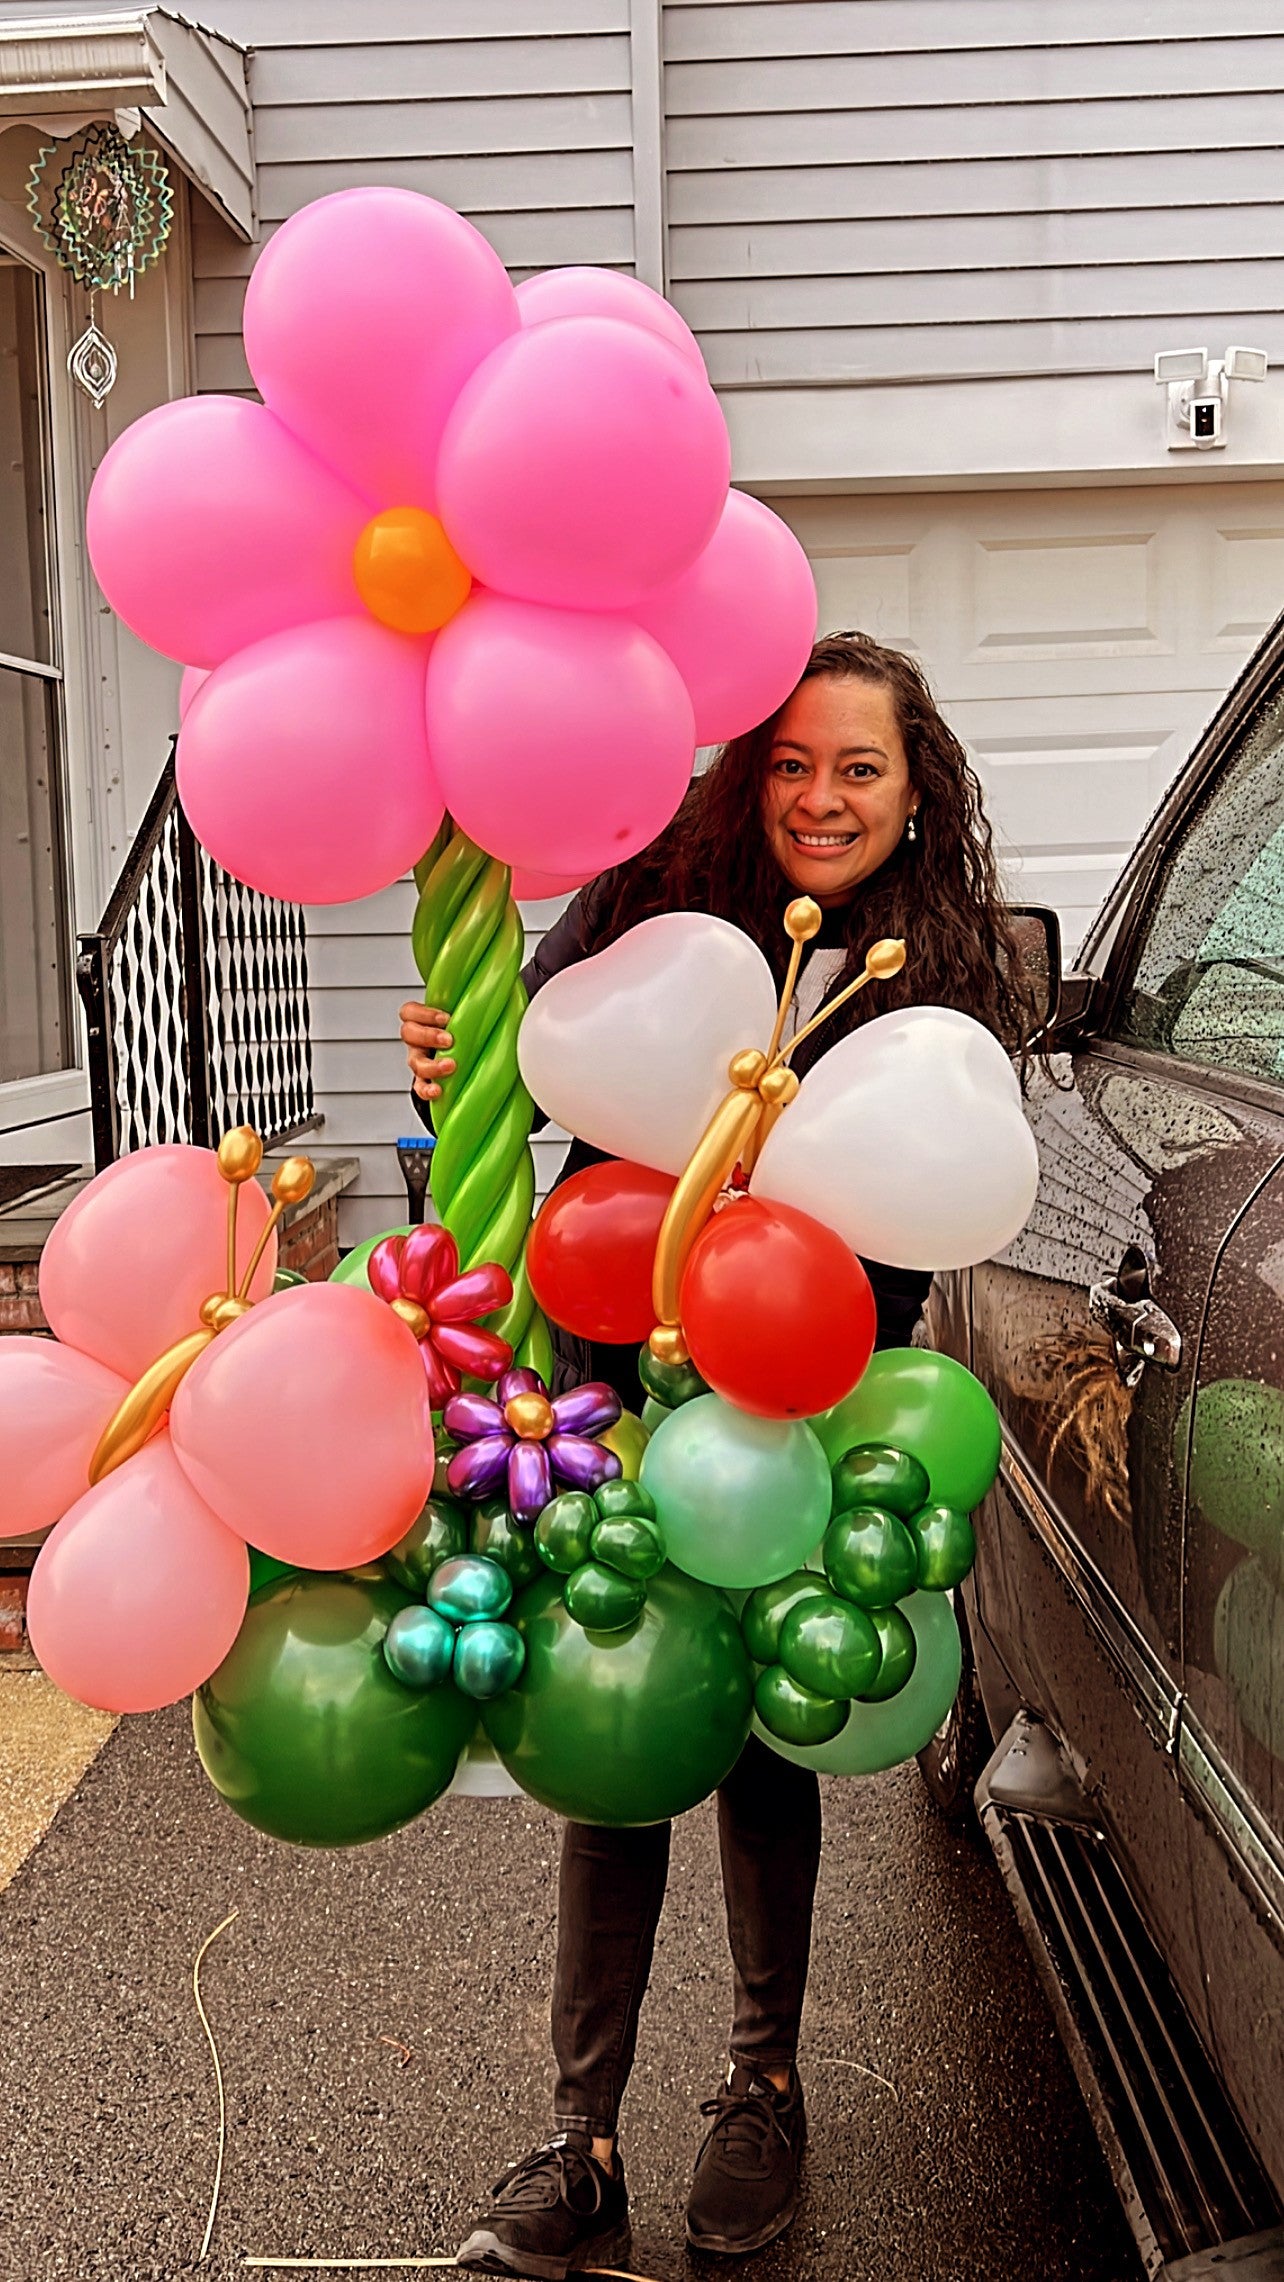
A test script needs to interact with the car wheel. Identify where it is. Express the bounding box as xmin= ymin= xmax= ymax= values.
xmin=916 ymin=1595 xmax=992 ymax=1823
